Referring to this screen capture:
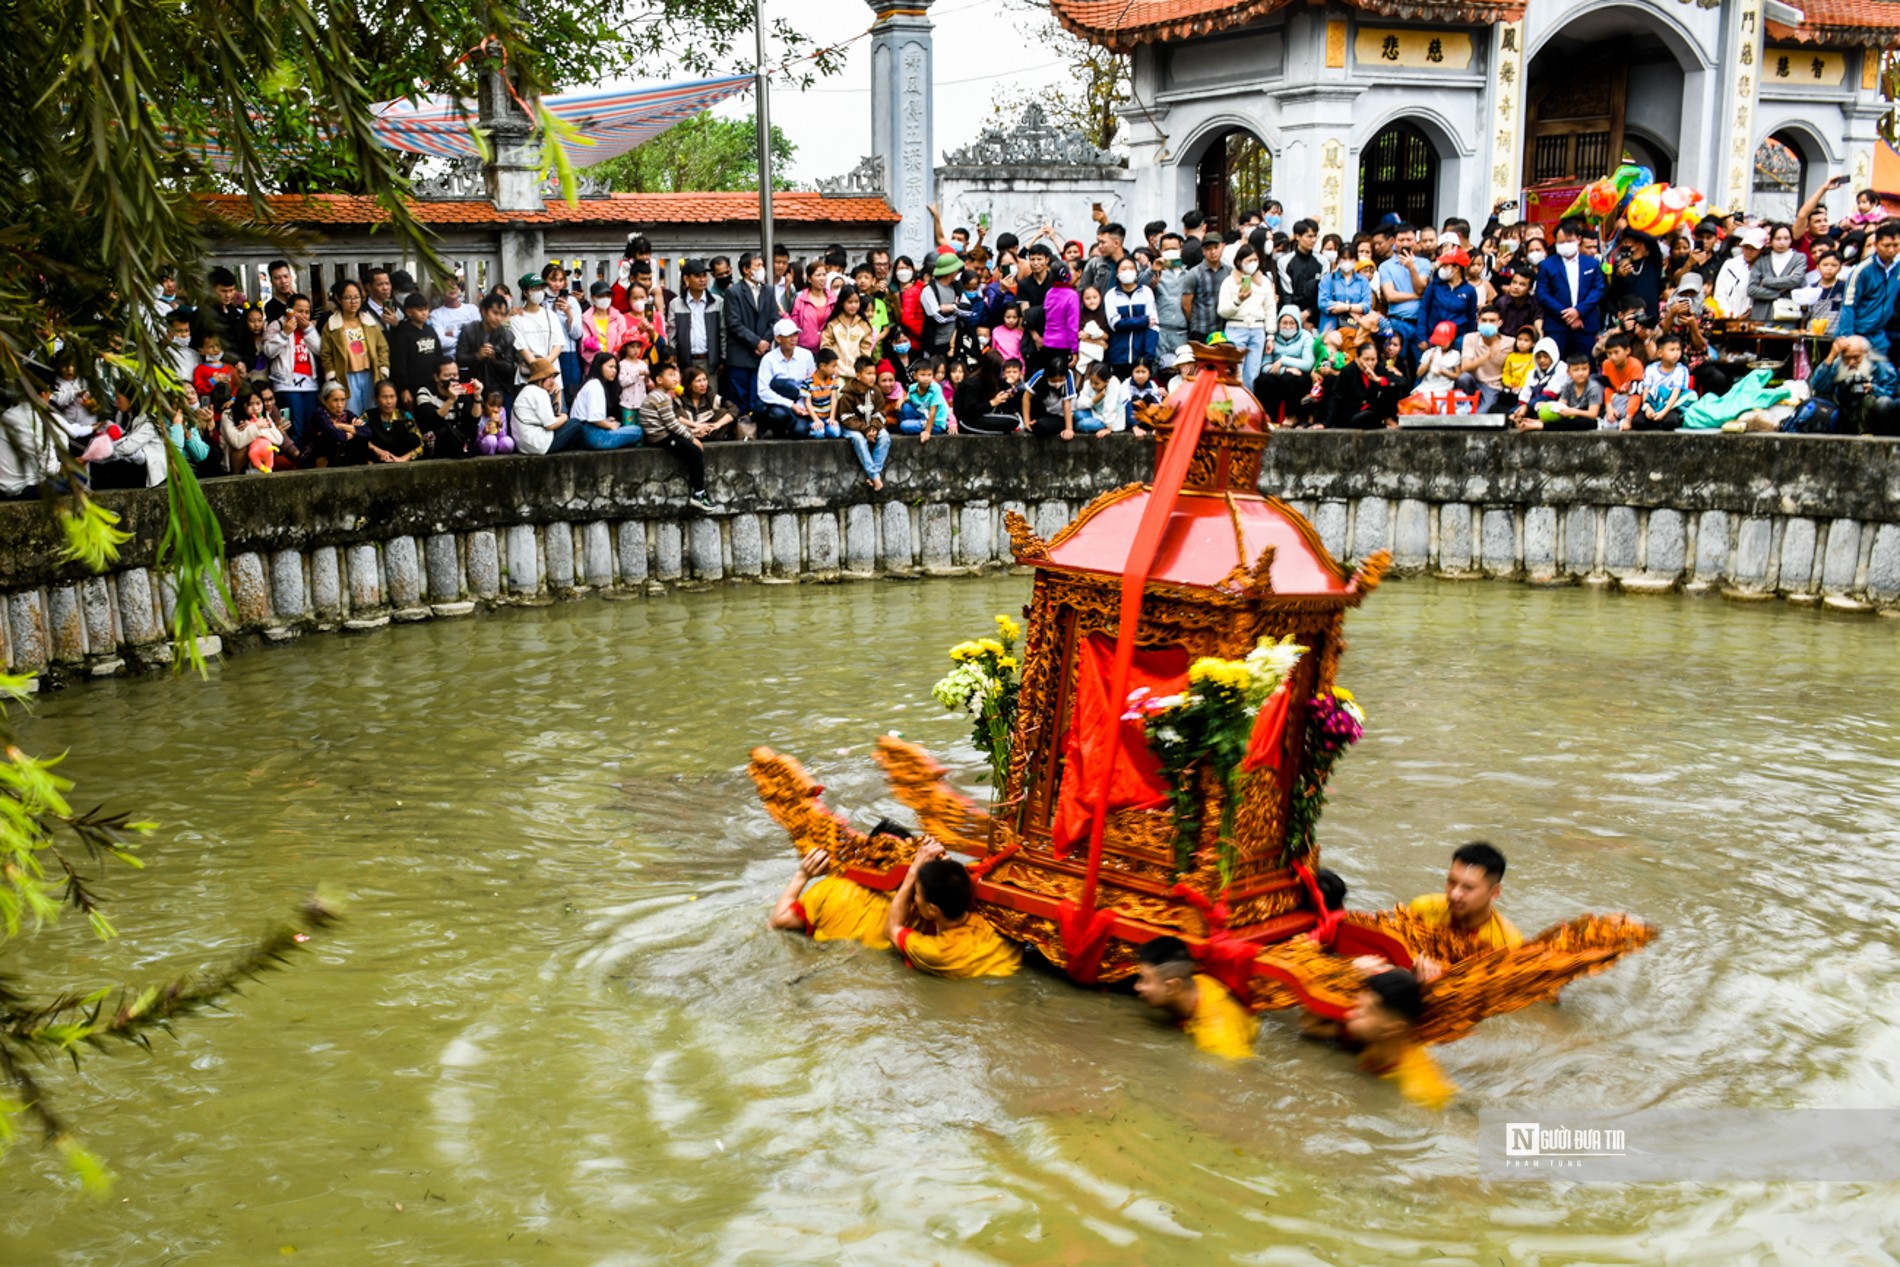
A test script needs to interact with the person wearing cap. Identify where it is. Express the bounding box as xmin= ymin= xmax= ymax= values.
xmin=1535 ymin=216 xmax=1606 ymax=361
xmin=919 ymin=250 xmax=963 ymax=358
xmin=667 ymin=259 xmax=725 ymax=382
xmin=754 ymin=317 xmax=817 ymax=438
xmin=509 ymin=356 xmax=583 ymax=455
xmin=1711 ymin=225 xmax=1765 ymax=321
xmin=387 ymin=292 xmax=443 ymax=408
xmin=578 ymin=281 xmax=632 ymax=364
xmin=510 ymin=272 xmax=568 ymax=401
xmin=1415 ymin=248 xmax=1477 ymax=356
